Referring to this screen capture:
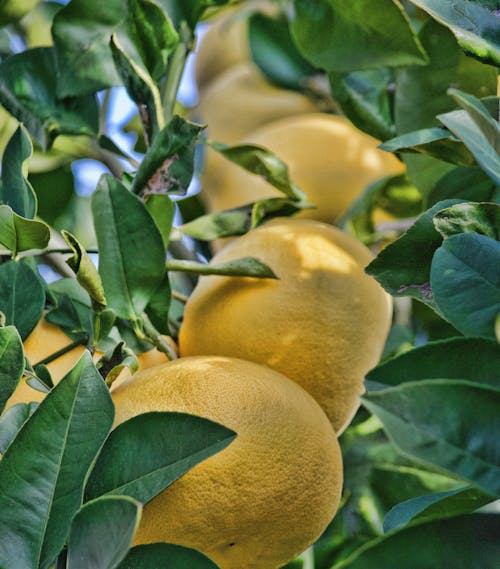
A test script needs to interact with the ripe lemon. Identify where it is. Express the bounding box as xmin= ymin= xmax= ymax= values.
xmin=112 ymin=355 xmax=343 ymax=569
xmin=179 ymin=218 xmax=392 ymax=433
xmin=202 ymin=113 xmax=404 ymax=222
